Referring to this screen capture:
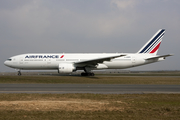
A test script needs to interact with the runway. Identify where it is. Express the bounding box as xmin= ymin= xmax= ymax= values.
xmin=0 ymin=84 xmax=179 ymax=94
